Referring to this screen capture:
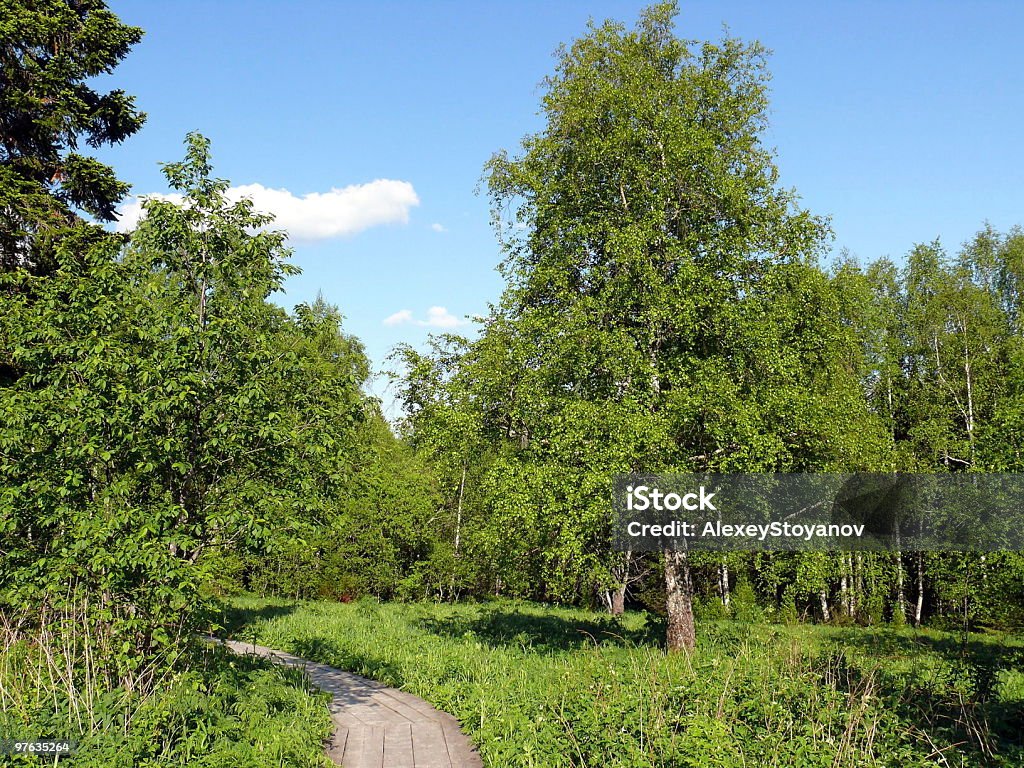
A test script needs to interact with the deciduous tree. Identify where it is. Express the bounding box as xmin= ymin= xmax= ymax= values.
xmin=478 ymin=1 xmax=879 ymax=650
